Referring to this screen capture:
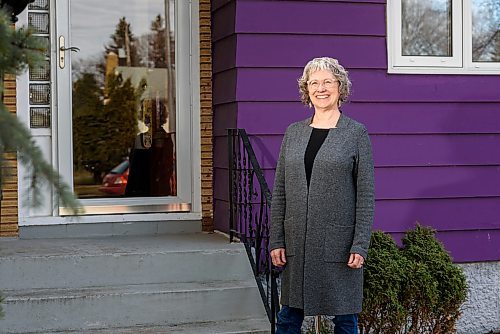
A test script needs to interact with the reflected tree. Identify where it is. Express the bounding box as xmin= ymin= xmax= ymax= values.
xmin=72 ymin=13 xmax=175 ymax=185
xmin=105 ymin=17 xmax=140 ymax=67
xmin=72 ymin=72 xmax=103 ymax=182
xmin=102 ymin=72 xmax=141 ymax=174
xmin=401 ymin=0 xmax=499 ymax=61
xmin=472 ymin=0 xmax=500 ymax=62
xmin=134 ymin=13 xmax=175 ymax=69
xmin=72 ymin=72 xmax=142 ymax=183
xmin=402 ymin=0 xmax=452 ymax=56
xmin=149 ymin=14 xmax=167 ymax=68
